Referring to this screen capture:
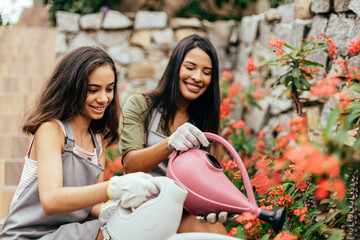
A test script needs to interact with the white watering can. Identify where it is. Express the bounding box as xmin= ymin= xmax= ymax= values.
xmin=107 ymin=177 xmax=240 ymax=240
